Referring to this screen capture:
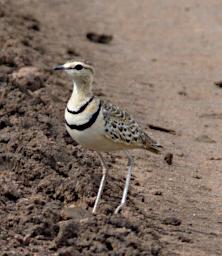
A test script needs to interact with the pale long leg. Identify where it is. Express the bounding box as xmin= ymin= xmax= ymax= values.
xmin=115 ymin=150 xmax=134 ymax=214
xmin=92 ymin=152 xmax=108 ymax=214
